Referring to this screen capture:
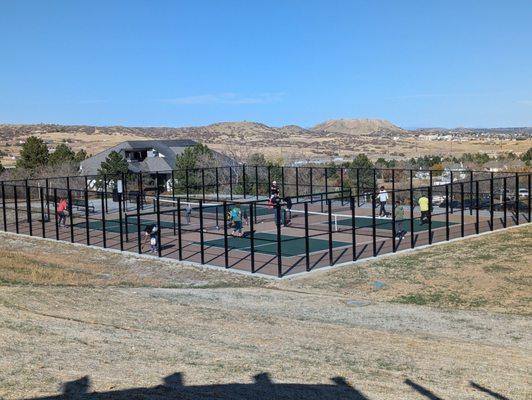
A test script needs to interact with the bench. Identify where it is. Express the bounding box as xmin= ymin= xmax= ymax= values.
xmin=71 ymin=198 xmax=95 ymax=213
